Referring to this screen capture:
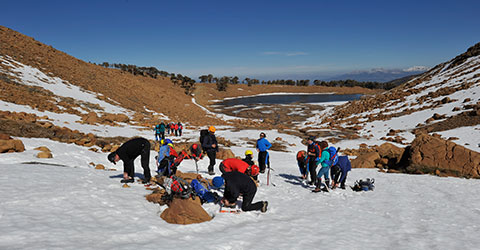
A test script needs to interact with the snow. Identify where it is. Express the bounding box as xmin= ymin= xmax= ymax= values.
xmin=1 ymin=44 xmax=480 ymax=249
xmin=1 ymin=129 xmax=480 ymax=249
